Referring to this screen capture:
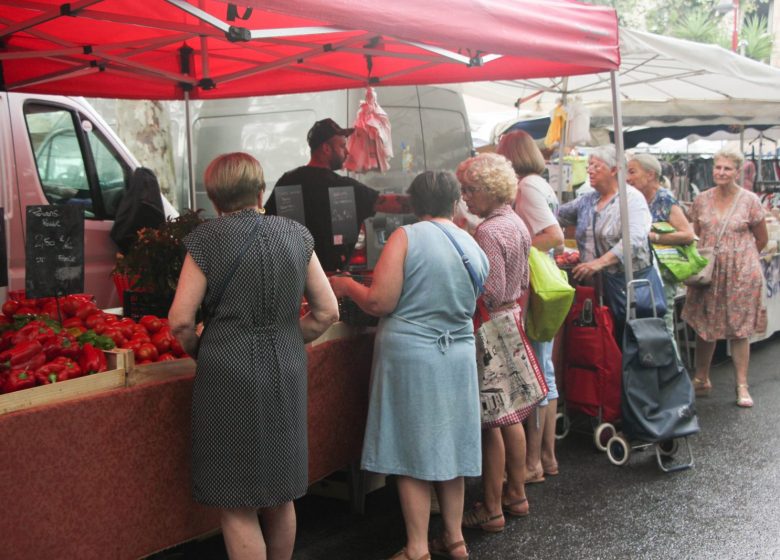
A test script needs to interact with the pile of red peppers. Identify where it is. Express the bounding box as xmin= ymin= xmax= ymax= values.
xmin=0 ymin=292 xmax=187 ymax=395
